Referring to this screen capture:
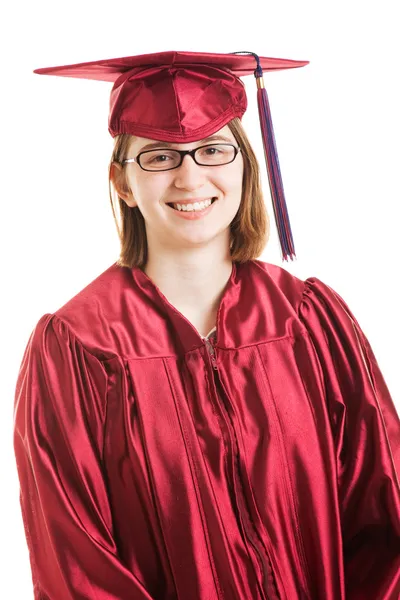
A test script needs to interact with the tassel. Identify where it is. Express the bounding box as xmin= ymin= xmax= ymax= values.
xmin=233 ymin=52 xmax=296 ymax=261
